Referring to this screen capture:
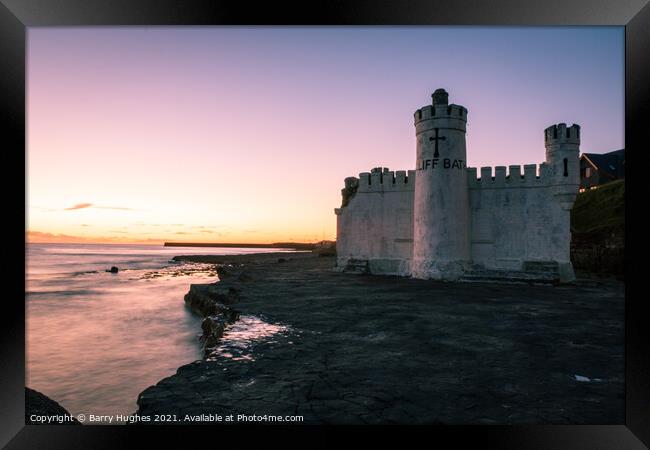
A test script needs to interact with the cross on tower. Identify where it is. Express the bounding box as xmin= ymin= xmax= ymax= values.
xmin=429 ymin=128 xmax=446 ymax=158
